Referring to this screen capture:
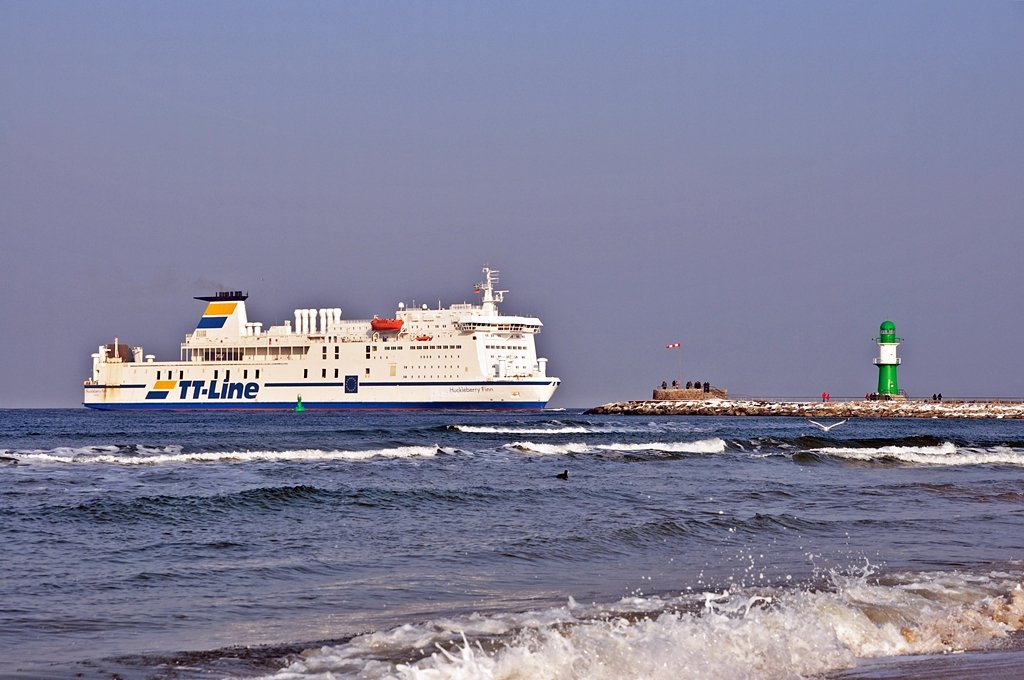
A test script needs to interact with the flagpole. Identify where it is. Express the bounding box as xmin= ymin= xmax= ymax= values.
xmin=665 ymin=342 xmax=681 ymax=388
